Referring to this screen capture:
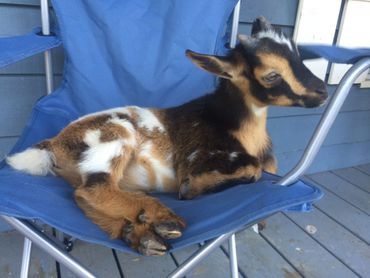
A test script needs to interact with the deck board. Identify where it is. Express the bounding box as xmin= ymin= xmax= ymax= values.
xmin=356 ymin=163 xmax=370 ymax=175
xmin=171 ymin=244 xmax=232 ymax=278
xmin=304 ymin=177 xmax=370 ymax=244
xmin=286 ymin=209 xmax=370 ymax=277
xmin=222 ymin=229 xmax=302 ymax=278
xmin=332 ymin=167 xmax=370 ymax=193
xmin=0 ymin=231 xmax=57 ymax=278
xmin=116 ymin=251 xmax=177 ymax=277
xmin=260 ymin=213 xmax=357 ymax=278
xmin=59 ymin=241 xmax=121 ymax=278
xmin=308 ymin=172 xmax=370 ymax=215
